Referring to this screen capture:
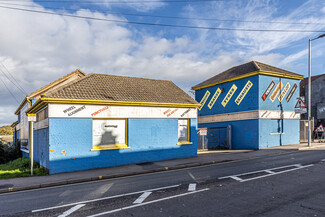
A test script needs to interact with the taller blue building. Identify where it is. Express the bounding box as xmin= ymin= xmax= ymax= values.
xmin=192 ymin=61 xmax=304 ymax=150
